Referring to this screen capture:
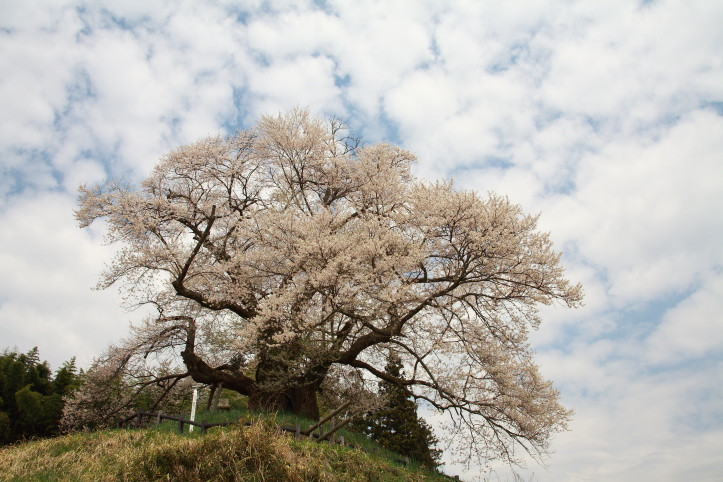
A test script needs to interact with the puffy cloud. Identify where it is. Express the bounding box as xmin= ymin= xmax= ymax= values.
xmin=0 ymin=192 xmax=129 ymax=369
xmin=496 ymin=340 xmax=723 ymax=482
xmin=540 ymin=110 xmax=723 ymax=306
xmin=542 ymin=1 xmax=723 ymax=124
xmin=245 ymin=55 xmax=343 ymax=116
xmin=646 ymin=272 xmax=723 ymax=364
